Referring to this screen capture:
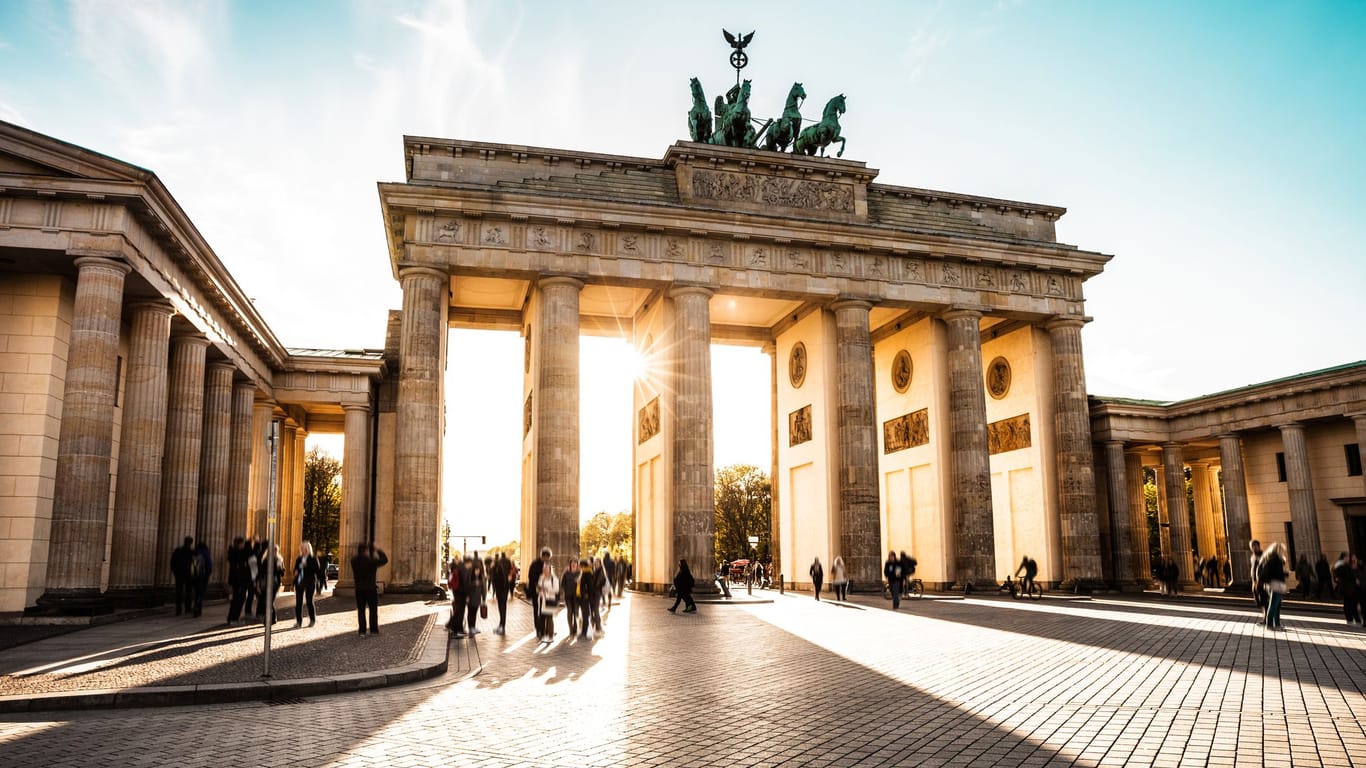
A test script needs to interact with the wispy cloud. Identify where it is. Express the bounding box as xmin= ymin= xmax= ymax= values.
xmin=69 ymin=0 xmax=223 ymax=101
